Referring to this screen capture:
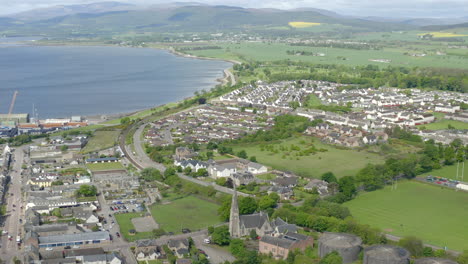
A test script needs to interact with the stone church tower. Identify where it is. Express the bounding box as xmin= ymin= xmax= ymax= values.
xmin=229 ymin=186 xmax=241 ymax=238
